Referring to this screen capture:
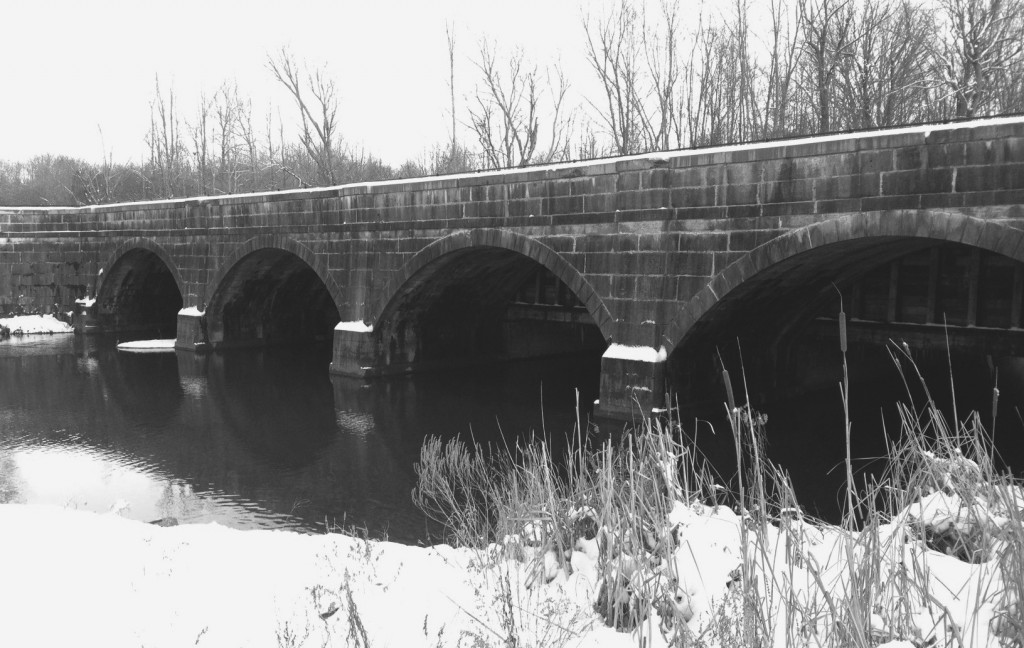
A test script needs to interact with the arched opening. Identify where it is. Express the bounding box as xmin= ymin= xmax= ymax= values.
xmin=670 ymin=239 xmax=1024 ymax=403
xmin=668 ymin=237 xmax=1024 ymax=520
xmin=96 ymin=248 xmax=183 ymax=337
xmin=205 ymin=249 xmax=340 ymax=350
xmin=374 ymin=246 xmax=606 ymax=373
